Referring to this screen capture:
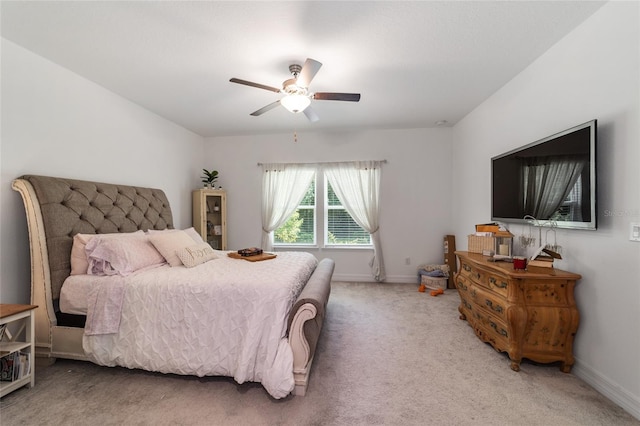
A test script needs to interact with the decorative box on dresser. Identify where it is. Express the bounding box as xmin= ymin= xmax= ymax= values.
xmin=454 ymin=251 xmax=581 ymax=373
xmin=192 ymin=189 xmax=227 ymax=250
